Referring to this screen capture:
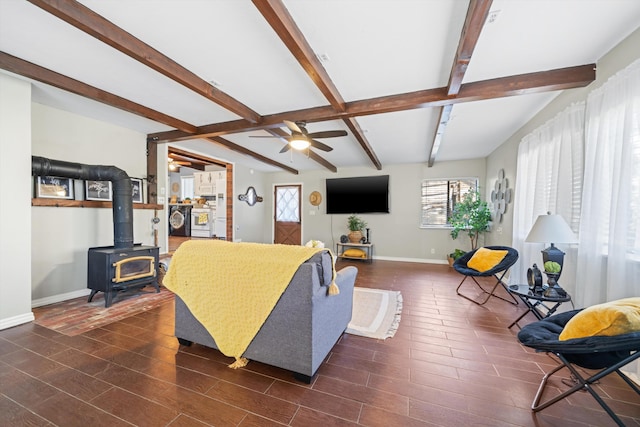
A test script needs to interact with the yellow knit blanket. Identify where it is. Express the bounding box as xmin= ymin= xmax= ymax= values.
xmin=163 ymin=240 xmax=337 ymax=367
